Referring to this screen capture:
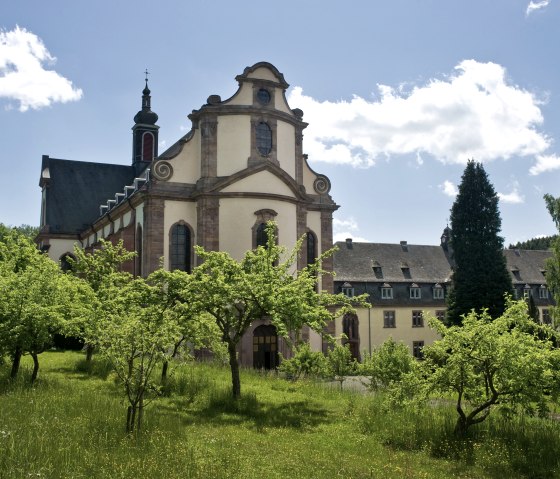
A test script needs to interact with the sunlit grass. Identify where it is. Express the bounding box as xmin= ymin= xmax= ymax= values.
xmin=1 ymin=351 xmax=558 ymax=478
